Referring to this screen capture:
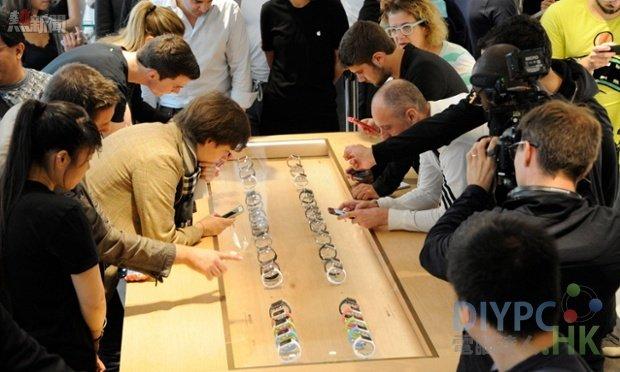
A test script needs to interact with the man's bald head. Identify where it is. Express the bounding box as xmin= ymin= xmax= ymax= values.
xmin=371 ymin=79 xmax=428 ymax=139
